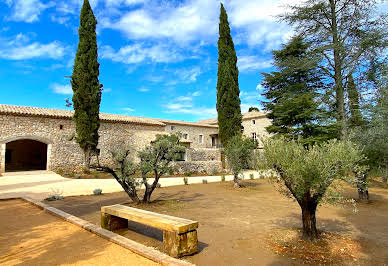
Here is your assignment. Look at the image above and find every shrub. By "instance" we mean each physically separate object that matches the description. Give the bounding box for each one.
[156,183,162,188]
[183,177,189,185]
[202,179,208,184]
[221,175,225,182]
[45,188,64,201]
[201,169,208,175]
[250,173,254,180]
[225,135,256,187]
[211,167,218,175]
[57,168,64,176]
[184,172,192,177]
[92,171,100,178]
[93,188,102,195]
[82,168,90,174]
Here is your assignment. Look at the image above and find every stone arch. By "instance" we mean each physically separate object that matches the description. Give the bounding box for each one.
[0,135,53,173]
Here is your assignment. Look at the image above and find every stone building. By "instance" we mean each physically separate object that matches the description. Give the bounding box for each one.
[0,104,271,174]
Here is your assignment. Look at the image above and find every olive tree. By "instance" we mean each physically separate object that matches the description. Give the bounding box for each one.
[138,134,186,203]
[258,137,363,241]
[93,148,141,203]
[225,135,256,188]
[94,133,185,204]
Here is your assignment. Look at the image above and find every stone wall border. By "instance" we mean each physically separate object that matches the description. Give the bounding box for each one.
[0,196,194,266]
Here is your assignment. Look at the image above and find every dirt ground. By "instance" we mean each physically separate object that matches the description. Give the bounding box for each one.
[48,179,388,266]
[0,199,158,266]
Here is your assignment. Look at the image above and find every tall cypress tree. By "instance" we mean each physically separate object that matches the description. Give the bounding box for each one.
[216,3,242,145]
[347,75,364,129]
[71,0,103,169]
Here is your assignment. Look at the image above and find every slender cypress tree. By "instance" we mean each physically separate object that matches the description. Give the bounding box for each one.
[216,3,242,145]
[347,75,364,129]
[71,0,103,169]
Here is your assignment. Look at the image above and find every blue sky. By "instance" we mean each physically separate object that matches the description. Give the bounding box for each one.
[0,0,350,121]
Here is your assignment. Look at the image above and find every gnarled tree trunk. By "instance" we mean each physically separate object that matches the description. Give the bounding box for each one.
[300,200,319,241]
[357,172,369,202]
[142,170,161,203]
[233,173,240,188]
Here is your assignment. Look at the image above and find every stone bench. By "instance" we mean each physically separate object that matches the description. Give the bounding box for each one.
[101,204,199,258]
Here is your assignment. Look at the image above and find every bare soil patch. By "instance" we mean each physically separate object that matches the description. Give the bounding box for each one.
[47,179,388,265]
[0,199,158,265]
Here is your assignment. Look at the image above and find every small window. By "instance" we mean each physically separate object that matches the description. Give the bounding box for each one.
[252,120,256,125]
[170,126,175,130]
[177,150,186,161]
[183,133,188,139]
[59,124,64,130]
[199,134,203,144]
[252,132,257,141]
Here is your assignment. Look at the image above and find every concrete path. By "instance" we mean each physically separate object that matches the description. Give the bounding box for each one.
[0,170,266,201]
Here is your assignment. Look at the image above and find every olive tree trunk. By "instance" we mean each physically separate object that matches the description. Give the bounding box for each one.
[299,200,319,241]
[357,172,369,202]
[142,171,161,203]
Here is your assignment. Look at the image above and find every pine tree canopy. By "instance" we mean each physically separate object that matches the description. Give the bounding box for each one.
[262,36,331,144]
[71,0,102,166]
[216,3,242,145]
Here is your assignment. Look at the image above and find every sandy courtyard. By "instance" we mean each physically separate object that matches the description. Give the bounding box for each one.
[0,199,158,266]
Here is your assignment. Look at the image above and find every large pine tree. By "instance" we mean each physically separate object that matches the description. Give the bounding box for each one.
[262,36,328,145]
[71,0,103,169]
[216,3,242,145]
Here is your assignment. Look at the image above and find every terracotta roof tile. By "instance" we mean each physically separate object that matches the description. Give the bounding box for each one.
[158,119,219,128]
[0,104,165,126]
[196,111,267,125]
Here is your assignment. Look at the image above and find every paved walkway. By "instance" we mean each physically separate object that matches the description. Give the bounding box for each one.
[0,199,159,266]
[0,170,265,201]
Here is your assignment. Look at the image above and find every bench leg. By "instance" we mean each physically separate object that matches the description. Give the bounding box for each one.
[163,230,198,258]
[101,213,128,231]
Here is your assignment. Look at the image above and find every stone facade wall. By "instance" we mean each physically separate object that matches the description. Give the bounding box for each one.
[173,148,222,174]
[163,123,219,148]
[0,114,164,172]
[242,116,272,147]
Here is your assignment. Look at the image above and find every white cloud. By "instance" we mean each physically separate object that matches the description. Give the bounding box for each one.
[102,0,219,43]
[238,55,272,72]
[163,91,215,119]
[104,0,147,7]
[122,107,135,112]
[138,87,149,92]
[0,36,66,60]
[6,0,54,23]
[100,43,182,64]
[52,83,72,95]
[177,67,201,83]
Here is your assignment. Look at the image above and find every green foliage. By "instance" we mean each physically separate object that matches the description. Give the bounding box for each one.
[221,175,225,182]
[250,173,254,180]
[258,137,363,240]
[262,36,330,145]
[211,167,218,175]
[183,177,188,185]
[216,3,242,145]
[138,133,186,202]
[56,168,64,176]
[202,179,208,184]
[184,172,192,177]
[225,135,256,185]
[93,188,102,195]
[281,0,388,139]
[347,75,365,129]
[138,134,186,179]
[258,137,363,205]
[248,107,260,112]
[71,0,103,168]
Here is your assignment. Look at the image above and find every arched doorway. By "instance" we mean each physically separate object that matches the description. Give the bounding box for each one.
[5,139,48,171]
